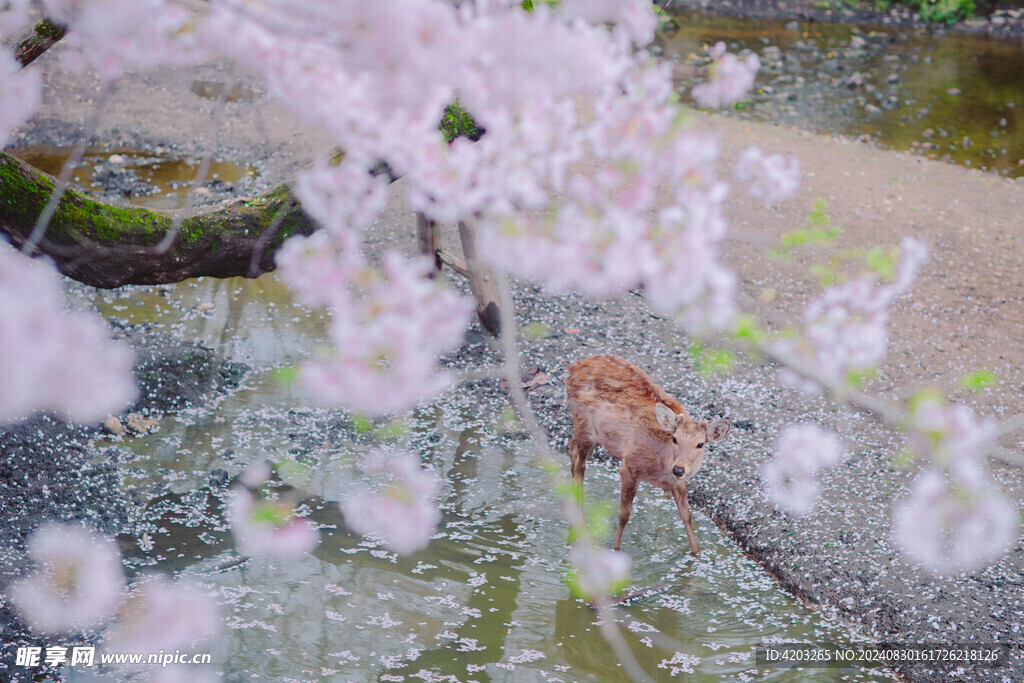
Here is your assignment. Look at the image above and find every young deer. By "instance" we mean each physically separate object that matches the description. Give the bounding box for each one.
[566,354,730,553]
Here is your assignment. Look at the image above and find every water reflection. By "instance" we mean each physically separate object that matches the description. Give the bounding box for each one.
[661,9,1024,176]
[82,274,896,681]
[8,145,259,210]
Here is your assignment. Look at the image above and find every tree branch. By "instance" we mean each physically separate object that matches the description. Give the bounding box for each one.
[15,19,66,68]
[0,150,317,287]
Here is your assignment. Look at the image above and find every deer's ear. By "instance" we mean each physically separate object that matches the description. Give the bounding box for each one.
[707,419,730,442]
[655,403,679,432]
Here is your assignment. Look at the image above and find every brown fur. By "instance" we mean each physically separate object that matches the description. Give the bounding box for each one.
[566,354,730,553]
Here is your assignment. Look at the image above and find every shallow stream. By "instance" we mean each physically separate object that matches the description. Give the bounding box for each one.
[63,274,897,681]
[663,9,1024,177]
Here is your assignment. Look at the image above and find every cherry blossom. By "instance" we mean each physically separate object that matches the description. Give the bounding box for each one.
[734,146,801,204]
[0,52,40,147]
[9,523,125,634]
[0,242,136,424]
[556,0,657,47]
[775,237,927,392]
[292,160,391,235]
[45,0,204,79]
[341,451,441,555]
[279,243,474,414]
[0,0,30,41]
[761,424,844,516]
[892,463,1018,575]
[691,42,761,109]
[227,487,320,558]
[567,542,631,599]
[103,574,221,657]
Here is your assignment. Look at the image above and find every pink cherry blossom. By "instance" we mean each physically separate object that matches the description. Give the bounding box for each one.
[691,42,760,109]
[292,160,390,235]
[0,0,30,40]
[341,451,441,555]
[556,0,657,47]
[0,242,136,424]
[9,523,126,634]
[227,487,320,558]
[761,424,844,516]
[279,242,474,415]
[47,0,205,79]
[775,237,927,391]
[734,146,801,204]
[103,574,221,657]
[567,542,631,599]
[892,463,1018,574]
[0,52,41,147]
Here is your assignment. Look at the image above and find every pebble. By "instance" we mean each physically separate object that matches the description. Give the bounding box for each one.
[126,412,160,435]
[103,416,125,435]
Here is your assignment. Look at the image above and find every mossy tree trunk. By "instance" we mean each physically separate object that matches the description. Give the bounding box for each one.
[0,150,318,287]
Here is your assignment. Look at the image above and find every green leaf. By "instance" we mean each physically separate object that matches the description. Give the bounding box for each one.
[351,414,372,435]
[730,314,765,343]
[524,322,551,339]
[696,348,734,376]
[891,449,916,470]
[277,458,313,485]
[960,369,997,391]
[864,246,899,280]
[375,420,408,442]
[273,365,298,385]
[845,367,877,387]
[810,262,838,287]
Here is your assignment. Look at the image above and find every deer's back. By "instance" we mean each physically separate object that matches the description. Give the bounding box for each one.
[567,355,685,437]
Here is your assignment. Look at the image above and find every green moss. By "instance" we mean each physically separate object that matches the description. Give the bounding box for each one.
[440,101,485,143]
[33,19,65,40]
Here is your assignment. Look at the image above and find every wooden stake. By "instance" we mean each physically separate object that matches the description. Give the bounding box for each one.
[458,219,502,337]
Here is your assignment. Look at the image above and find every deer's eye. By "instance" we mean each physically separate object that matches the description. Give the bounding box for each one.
[696,443,704,449]
[671,436,677,444]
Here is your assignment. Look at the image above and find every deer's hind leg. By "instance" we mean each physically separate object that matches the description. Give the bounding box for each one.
[568,411,596,492]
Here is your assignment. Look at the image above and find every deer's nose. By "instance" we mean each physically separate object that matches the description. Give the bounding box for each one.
[672,466,685,478]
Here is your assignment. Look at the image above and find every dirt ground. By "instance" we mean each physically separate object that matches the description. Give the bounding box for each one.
[7,20,1024,682]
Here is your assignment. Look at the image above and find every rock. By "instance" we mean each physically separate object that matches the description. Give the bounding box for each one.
[947,88,961,96]
[845,72,865,88]
[864,103,882,116]
[126,412,160,435]
[785,20,800,31]
[850,36,867,50]
[886,73,899,84]
[104,416,125,435]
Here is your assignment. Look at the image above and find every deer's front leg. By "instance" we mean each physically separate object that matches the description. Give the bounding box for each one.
[613,467,639,551]
[671,484,700,554]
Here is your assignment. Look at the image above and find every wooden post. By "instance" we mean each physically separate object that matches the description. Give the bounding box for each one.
[416,212,443,275]
[458,219,502,337]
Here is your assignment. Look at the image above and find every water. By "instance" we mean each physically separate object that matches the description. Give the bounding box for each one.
[9,145,258,210]
[68,274,897,681]
[661,9,1024,176]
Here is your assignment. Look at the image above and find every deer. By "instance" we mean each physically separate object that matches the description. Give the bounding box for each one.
[566,354,730,553]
